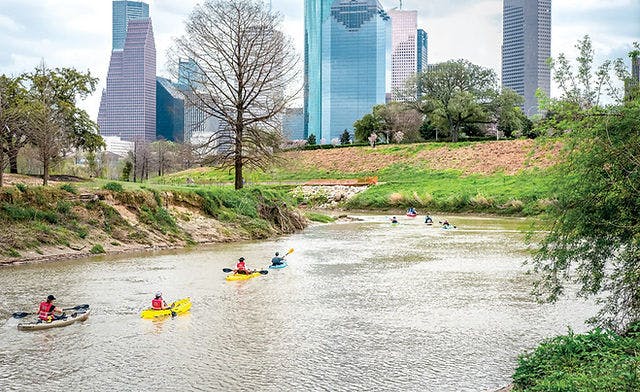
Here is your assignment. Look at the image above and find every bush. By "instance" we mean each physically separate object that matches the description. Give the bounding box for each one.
[306,212,335,223]
[59,183,77,194]
[513,328,640,391]
[15,183,27,193]
[89,244,105,254]
[103,182,124,192]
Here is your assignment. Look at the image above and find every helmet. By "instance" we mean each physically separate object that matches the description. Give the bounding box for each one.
[155,292,162,298]
[239,257,245,261]
[47,294,56,301]
[275,252,279,256]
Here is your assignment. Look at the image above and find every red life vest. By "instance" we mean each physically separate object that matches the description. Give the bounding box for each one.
[236,261,247,271]
[38,301,54,320]
[152,298,164,310]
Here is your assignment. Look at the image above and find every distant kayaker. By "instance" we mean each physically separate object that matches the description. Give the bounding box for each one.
[152,292,168,310]
[391,216,398,224]
[407,207,417,215]
[271,252,285,266]
[425,215,433,224]
[38,295,64,322]
[235,257,251,275]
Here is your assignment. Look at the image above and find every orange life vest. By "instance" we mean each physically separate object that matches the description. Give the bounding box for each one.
[152,298,164,310]
[38,301,55,320]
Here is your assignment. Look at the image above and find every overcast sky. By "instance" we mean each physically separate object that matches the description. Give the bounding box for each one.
[1,0,638,118]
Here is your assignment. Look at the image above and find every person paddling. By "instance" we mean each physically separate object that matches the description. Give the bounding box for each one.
[38,295,64,322]
[235,257,253,275]
[271,252,286,266]
[425,215,433,224]
[151,292,168,310]
[391,216,398,224]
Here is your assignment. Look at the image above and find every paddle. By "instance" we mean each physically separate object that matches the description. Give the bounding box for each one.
[272,248,294,266]
[12,304,90,319]
[222,268,268,275]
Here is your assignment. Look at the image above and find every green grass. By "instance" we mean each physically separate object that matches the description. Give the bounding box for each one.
[89,244,105,254]
[305,212,336,223]
[513,327,640,391]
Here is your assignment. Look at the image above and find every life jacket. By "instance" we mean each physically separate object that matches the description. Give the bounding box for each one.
[38,301,54,320]
[152,298,164,310]
[237,261,247,271]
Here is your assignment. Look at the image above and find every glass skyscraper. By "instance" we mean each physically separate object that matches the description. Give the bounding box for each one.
[502,0,551,115]
[389,10,417,101]
[98,16,156,142]
[112,1,149,50]
[417,29,428,73]
[304,0,390,142]
[156,77,185,142]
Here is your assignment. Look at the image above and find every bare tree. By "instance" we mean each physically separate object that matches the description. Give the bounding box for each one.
[170,0,299,189]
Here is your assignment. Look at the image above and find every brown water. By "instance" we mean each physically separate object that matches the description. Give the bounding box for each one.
[0,215,595,391]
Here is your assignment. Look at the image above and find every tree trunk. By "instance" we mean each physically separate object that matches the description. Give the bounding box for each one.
[234,126,243,190]
[42,156,49,186]
[9,146,18,174]
[0,148,4,187]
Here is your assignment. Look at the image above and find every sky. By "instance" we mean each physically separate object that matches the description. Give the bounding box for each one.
[0,0,638,118]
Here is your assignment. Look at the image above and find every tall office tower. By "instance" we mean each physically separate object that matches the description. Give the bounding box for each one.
[98,17,156,142]
[304,0,390,142]
[389,9,417,101]
[502,0,551,115]
[416,28,428,73]
[633,56,640,82]
[112,0,149,50]
[156,77,185,142]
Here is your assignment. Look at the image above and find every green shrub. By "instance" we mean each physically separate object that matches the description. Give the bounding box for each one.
[513,328,640,391]
[89,244,105,254]
[59,183,77,194]
[5,248,21,258]
[306,212,336,223]
[103,182,124,192]
[15,183,27,192]
[56,201,73,214]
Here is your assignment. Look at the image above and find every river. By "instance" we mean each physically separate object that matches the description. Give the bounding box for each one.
[0,214,595,391]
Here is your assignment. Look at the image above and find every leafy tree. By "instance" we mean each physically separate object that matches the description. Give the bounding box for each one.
[339,129,351,145]
[22,63,103,185]
[120,160,133,182]
[530,101,640,332]
[353,112,383,142]
[410,59,498,142]
[0,75,28,186]
[171,0,299,190]
[307,134,316,146]
[492,88,526,138]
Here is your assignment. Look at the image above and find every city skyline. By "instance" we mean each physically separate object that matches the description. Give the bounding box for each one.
[0,0,638,119]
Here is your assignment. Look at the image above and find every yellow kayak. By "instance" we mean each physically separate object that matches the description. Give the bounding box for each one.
[140,297,191,319]
[226,271,263,281]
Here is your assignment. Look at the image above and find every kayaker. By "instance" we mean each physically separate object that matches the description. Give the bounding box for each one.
[38,295,64,322]
[235,257,251,275]
[391,216,398,224]
[152,292,168,310]
[271,252,285,266]
[425,215,433,224]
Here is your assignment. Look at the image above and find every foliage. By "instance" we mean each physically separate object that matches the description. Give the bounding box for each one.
[89,244,105,254]
[513,328,640,391]
[0,74,29,186]
[307,134,317,145]
[121,160,133,181]
[354,112,383,142]
[171,0,299,189]
[492,88,526,138]
[102,182,124,192]
[340,129,351,145]
[410,59,500,142]
[530,101,640,331]
[59,183,77,194]
[305,212,336,223]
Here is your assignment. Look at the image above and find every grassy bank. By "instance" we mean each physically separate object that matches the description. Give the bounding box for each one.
[154,140,559,216]
[513,327,640,391]
[0,181,306,263]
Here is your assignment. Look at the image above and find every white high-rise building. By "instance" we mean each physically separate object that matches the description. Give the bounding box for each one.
[389,9,418,101]
[502,0,551,115]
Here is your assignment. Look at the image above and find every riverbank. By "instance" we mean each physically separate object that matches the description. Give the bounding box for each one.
[0,182,307,265]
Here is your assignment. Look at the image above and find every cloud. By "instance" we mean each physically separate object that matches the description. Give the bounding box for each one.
[0,0,637,119]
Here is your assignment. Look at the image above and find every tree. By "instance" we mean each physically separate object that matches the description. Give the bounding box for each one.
[409,60,498,142]
[548,35,629,110]
[22,63,104,185]
[340,129,351,145]
[492,88,526,138]
[353,112,383,142]
[531,101,640,332]
[0,75,28,187]
[170,0,299,190]
[307,134,316,146]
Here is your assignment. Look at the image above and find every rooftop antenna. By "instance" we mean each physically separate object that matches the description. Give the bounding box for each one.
[399,0,403,10]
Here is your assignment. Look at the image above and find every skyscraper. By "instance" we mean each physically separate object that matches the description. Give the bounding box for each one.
[98,16,156,142]
[304,0,390,142]
[112,0,149,50]
[417,28,428,73]
[502,0,551,115]
[389,9,417,101]
[156,77,185,142]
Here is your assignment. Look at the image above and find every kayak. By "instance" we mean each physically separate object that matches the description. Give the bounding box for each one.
[406,213,417,218]
[442,225,456,230]
[17,309,90,331]
[226,271,262,281]
[269,262,288,269]
[140,297,191,319]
